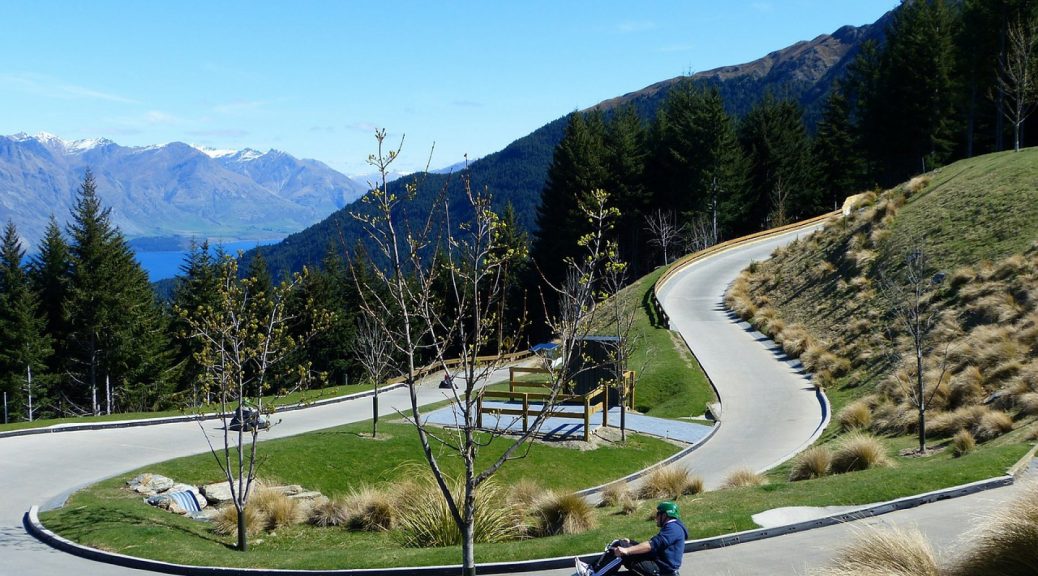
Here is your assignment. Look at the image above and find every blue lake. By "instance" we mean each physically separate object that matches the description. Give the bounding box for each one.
[134,239,281,282]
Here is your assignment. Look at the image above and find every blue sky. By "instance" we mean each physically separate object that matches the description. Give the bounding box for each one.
[1,1,895,177]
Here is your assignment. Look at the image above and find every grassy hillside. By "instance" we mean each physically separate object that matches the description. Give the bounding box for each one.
[728,148,1038,445]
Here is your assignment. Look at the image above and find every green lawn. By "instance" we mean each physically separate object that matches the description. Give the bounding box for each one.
[40,423,1030,569]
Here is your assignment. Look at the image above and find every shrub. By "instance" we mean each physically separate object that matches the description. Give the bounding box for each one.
[949,482,1038,576]
[506,478,543,509]
[789,446,832,481]
[814,527,939,576]
[530,491,596,536]
[1016,392,1038,416]
[974,409,1014,442]
[722,467,767,489]
[778,324,812,358]
[309,496,350,527]
[831,432,891,474]
[951,429,975,458]
[838,401,873,431]
[212,504,266,538]
[600,482,631,508]
[638,467,703,500]
[344,484,394,531]
[256,490,302,530]
[394,477,521,547]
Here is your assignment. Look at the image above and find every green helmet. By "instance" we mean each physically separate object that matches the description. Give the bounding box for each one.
[656,501,679,519]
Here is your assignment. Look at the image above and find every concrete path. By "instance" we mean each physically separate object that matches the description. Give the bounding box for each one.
[656,226,829,488]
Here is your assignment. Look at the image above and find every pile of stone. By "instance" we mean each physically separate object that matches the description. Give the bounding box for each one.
[128,473,325,521]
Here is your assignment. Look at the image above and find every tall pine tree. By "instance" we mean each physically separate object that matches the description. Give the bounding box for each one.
[0,221,52,422]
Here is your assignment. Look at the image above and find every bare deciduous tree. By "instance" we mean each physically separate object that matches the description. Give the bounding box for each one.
[644,209,681,265]
[881,249,950,453]
[352,131,616,575]
[998,15,1038,152]
[681,212,715,254]
[180,256,325,552]
[351,313,395,437]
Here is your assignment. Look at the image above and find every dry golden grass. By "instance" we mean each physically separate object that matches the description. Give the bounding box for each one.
[1016,392,1038,416]
[838,401,873,431]
[974,409,1014,442]
[831,432,891,474]
[343,484,395,531]
[254,489,302,530]
[948,481,1038,576]
[394,477,521,547]
[928,405,987,438]
[722,467,767,489]
[812,527,939,576]
[951,429,976,457]
[506,478,543,509]
[905,175,931,195]
[948,367,985,409]
[308,496,349,527]
[778,324,813,358]
[212,504,266,537]
[871,401,916,436]
[530,491,596,536]
[599,481,632,508]
[789,446,833,481]
[638,466,703,500]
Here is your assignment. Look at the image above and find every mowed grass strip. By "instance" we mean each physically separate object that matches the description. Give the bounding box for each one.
[40,430,1028,569]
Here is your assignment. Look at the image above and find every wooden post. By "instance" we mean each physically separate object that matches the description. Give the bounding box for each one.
[603,384,609,427]
[509,367,516,393]
[522,394,529,432]
[477,393,483,428]
[583,395,591,442]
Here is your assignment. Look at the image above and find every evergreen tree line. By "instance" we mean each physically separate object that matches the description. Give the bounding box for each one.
[533,0,1038,286]
[0,172,375,423]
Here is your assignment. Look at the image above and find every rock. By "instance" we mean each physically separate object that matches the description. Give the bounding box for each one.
[127,473,175,496]
[287,490,323,501]
[188,507,222,522]
[200,482,235,506]
[276,484,304,496]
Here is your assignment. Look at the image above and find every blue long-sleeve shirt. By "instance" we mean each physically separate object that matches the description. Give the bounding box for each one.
[649,518,688,573]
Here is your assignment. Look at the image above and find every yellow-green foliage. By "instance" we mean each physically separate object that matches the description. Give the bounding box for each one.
[951,429,975,458]
[638,466,703,500]
[949,482,1038,576]
[789,446,832,481]
[722,467,767,489]
[530,491,596,536]
[814,527,939,576]
[831,432,891,474]
[838,400,873,431]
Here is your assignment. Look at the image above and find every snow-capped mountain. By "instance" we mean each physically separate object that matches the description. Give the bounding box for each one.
[0,133,368,250]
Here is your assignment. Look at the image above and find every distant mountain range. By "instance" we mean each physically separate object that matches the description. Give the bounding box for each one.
[0,133,368,250]
[245,12,892,279]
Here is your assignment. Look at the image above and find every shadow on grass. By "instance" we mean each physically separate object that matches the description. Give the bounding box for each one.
[51,502,232,550]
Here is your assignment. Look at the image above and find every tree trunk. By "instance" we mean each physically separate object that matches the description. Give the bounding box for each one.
[237,507,248,551]
[917,348,926,452]
[461,505,476,576]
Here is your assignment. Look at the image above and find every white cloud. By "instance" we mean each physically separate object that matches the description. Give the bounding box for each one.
[0,72,138,103]
[616,20,657,33]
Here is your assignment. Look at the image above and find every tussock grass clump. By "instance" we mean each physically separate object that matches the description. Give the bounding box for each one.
[506,478,543,509]
[831,432,891,474]
[599,482,632,508]
[948,367,985,409]
[905,175,931,196]
[638,467,703,500]
[838,401,873,431]
[949,482,1038,576]
[974,409,1014,442]
[778,324,813,358]
[1015,392,1038,416]
[309,496,349,527]
[928,405,987,438]
[871,401,915,436]
[813,527,939,576]
[213,504,266,538]
[789,446,832,481]
[343,485,394,531]
[951,429,976,457]
[251,488,302,530]
[722,467,767,489]
[530,491,596,536]
[395,478,520,547]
